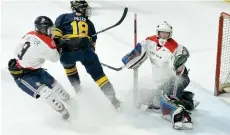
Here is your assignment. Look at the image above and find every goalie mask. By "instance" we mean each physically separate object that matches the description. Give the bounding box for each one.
[156,21,173,46]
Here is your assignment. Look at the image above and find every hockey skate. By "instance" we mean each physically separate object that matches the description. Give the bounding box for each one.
[60,108,70,120]
[73,84,81,93]
[110,96,121,110]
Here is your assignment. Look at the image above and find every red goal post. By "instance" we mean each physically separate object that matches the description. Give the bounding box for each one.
[215,12,230,96]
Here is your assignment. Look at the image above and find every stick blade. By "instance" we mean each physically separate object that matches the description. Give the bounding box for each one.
[117,7,128,25]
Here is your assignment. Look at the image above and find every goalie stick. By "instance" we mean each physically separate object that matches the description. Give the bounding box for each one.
[92,7,128,37]
[101,63,125,71]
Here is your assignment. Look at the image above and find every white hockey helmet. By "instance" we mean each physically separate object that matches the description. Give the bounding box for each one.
[156,21,173,39]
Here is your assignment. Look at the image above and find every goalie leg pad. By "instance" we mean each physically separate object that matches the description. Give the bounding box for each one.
[172,106,193,130]
[160,95,193,130]
[160,95,177,121]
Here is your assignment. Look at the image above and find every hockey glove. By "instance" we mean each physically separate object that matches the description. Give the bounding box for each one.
[51,27,62,38]
[173,54,188,71]
[171,46,189,71]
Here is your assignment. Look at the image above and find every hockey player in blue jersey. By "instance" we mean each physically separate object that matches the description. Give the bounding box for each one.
[52,0,120,109]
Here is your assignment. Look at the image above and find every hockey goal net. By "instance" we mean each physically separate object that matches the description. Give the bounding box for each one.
[215,12,230,96]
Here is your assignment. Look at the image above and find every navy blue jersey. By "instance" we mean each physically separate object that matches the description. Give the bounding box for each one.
[55,13,97,43]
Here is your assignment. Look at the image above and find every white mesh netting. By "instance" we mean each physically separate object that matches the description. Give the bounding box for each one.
[220,13,230,88]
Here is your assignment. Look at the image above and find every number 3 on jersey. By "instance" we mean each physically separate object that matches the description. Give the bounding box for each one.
[71,21,88,37]
[18,42,30,60]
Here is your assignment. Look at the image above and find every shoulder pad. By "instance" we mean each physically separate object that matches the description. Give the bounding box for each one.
[164,38,178,53]
[26,31,56,49]
[145,35,158,42]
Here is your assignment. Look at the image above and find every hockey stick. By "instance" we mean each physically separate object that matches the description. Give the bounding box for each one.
[92,7,128,37]
[98,7,128,71]
[101,63,125,71]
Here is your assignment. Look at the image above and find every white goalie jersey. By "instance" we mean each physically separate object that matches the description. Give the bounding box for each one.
[122,35,188,83]
[14,31,60,69]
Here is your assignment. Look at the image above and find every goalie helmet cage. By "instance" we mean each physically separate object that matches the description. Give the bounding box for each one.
[215,12,230,96]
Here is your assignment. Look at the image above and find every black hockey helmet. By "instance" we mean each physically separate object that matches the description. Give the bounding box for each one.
[34,16,54,36]
[70,0,91,17]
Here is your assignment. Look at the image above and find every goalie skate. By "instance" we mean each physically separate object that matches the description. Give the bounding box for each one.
[136,104,161,113]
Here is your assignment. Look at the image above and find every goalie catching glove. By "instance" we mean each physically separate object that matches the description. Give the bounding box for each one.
[170,46,190,72]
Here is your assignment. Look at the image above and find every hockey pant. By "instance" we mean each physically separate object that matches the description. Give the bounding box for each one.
[14,68,69,100]
[14,68,70,119]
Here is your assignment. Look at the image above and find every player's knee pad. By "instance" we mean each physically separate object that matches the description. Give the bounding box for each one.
[38,85,65,112]
[52,81,70,101]
[96,75,115,98]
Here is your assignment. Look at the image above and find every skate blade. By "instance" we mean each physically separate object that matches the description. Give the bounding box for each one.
[146,108,161,113]
[114,101,124,112]
[73,85,81,93]
[61,109,70,120]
